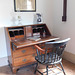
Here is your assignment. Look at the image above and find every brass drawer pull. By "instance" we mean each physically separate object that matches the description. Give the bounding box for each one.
[22,50,26,53]
[22,59,26,62]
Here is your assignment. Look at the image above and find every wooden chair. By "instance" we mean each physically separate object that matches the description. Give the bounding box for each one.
[34,38,70,75]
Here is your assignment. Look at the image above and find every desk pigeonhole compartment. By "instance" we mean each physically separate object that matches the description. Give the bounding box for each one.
[8,27,24,40]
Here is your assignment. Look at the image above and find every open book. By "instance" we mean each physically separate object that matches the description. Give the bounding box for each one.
[27,36,41,41]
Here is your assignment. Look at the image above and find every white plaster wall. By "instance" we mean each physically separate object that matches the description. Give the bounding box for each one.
[0,27,7,58]
[52,0,75,54]
[0,0,53,60]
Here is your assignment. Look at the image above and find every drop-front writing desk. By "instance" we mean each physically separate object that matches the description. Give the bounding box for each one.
[5,23,59,73]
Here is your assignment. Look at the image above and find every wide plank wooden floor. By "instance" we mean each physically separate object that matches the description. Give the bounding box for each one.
[0,59,75,75]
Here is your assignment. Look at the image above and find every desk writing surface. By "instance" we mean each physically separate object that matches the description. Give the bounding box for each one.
[12,36,59,48]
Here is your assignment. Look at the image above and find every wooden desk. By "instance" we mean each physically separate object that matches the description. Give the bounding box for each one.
[12,36,59,48]
[5,24,59,73]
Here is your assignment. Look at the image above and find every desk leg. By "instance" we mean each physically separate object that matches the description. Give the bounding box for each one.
[8,60,18,74]
[12,67,18,74]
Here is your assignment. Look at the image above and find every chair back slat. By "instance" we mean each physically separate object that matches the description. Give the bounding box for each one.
[36,49,39,59]
[41,53,43,62]
[48,52,50,62]
[44,50,47,62]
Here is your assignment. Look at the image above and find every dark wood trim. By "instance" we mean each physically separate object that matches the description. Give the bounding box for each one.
[14,0,36,12]
[62,0,67,21]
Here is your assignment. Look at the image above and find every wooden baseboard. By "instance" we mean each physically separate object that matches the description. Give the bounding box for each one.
[63,51,75,64]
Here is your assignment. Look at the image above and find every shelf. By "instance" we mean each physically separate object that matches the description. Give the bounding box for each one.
[9,28,23,31]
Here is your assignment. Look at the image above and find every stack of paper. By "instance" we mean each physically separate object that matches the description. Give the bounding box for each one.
[27,36,41,41]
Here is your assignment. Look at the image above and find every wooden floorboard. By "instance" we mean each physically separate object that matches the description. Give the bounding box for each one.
[0,59,75,75]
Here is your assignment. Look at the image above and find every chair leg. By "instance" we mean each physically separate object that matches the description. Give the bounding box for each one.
[52,65,54,68]
[46,65,48,75]
[59,62,66,75]
[34,62,43,75]
[34,63,38,74]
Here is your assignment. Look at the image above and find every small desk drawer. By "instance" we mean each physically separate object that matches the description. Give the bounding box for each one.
[13,46,36,58]
[13,54,36,67]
